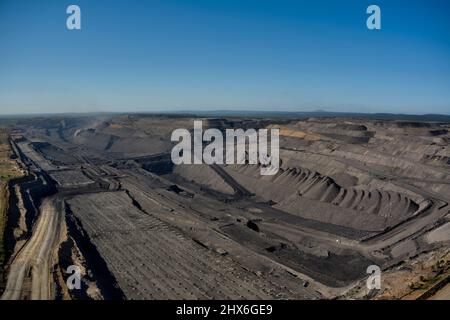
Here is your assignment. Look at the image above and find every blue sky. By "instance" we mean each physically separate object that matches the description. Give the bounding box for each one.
[0,0,449,115]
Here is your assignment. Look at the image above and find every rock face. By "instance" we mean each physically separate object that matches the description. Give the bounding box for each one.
[222,164,420,231]
[169,117,447,233]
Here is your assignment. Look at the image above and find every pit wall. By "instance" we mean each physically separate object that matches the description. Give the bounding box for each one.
[1,174,56,283]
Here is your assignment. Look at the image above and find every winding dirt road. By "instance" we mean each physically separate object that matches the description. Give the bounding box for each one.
[1,198,62,300]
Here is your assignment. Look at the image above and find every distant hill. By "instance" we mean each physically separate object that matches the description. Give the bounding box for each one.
[162,110,450,122]
[2,110,450,123]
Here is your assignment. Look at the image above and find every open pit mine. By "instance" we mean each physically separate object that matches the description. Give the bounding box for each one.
[0,114,449,300]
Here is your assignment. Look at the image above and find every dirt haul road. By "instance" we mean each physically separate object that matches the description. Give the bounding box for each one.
[1,198,62,300]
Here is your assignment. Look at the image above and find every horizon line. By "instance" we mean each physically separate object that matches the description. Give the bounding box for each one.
[1,109,450,118]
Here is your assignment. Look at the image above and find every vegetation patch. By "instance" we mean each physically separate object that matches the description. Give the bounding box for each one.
[0,129,23,265]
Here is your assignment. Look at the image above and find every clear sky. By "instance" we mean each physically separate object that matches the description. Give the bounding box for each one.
[0,0,449,115]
